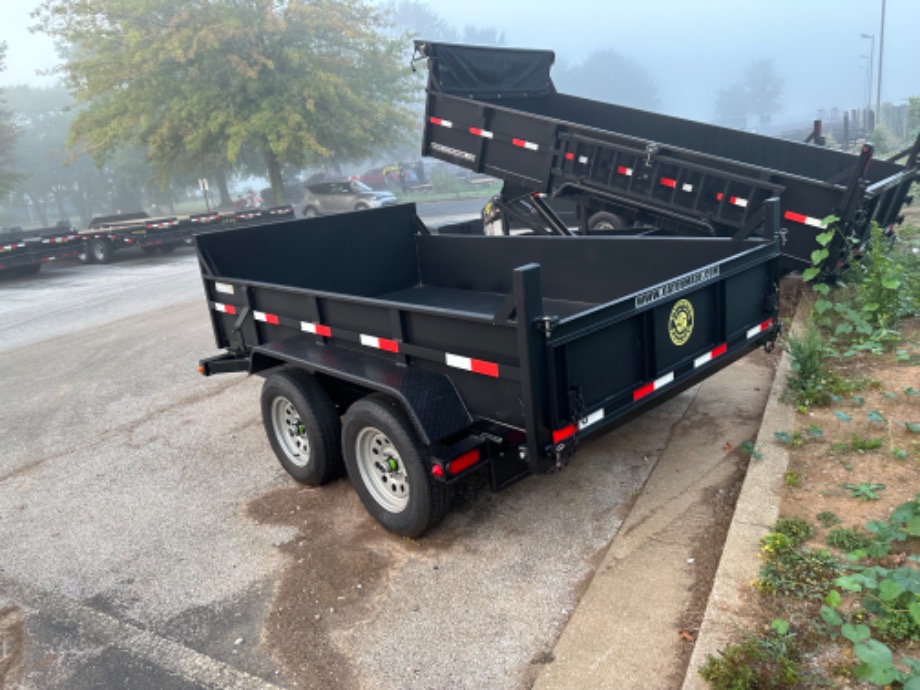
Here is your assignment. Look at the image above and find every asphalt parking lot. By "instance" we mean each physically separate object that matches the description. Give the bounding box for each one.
[0,203,773,688]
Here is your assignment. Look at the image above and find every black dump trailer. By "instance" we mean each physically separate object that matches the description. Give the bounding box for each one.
[0,223,83,276]
[197,203,781,536]
[415,41,919,274]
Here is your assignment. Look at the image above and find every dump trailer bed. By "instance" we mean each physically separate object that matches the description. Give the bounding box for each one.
[416,41,919,274]
[197,203,780,536]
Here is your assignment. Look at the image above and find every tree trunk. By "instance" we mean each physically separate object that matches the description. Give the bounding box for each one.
[263,144,283,207]
[213,168,232,209]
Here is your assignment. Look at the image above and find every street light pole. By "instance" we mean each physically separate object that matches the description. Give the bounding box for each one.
[861,33,874,118]
[876,0,886,126]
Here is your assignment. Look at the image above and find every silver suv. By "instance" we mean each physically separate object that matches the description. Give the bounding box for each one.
[301,180,397,217]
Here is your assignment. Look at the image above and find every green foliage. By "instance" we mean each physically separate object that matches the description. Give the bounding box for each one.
[757,532,839,599]
[817,511,841,528]
[783,471,802,488]
[0,42,21,199]
[739,440,763,460]
[699,628,802,689]
[825,527,872,552]
[843,483,886,501]
[782,324,840,409]
[808,222,920,355]
[32,0,419,198]
[773,517,813,546]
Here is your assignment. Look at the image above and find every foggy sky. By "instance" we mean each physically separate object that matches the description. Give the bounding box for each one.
[1,0,916,124]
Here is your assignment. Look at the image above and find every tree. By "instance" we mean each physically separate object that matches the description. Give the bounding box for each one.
[713,59,783,129]
[32,0,419,204]
[555,50,660,111]
[0,43,20,201]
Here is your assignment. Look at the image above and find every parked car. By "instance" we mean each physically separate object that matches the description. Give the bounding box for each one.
[358,165,401,190]
[301,180,397,217]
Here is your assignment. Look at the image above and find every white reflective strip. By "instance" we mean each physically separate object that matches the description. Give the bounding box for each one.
[254,311,268,322]
[215,282,234,295]
[214,303,233,314]
[436,119,453,128]
[524,141,539,151]
[804,216,826,228]
[733,198,749,208]
[682,184,693,192]
[302,322,318,334]
[476,129,494,139]
[578,156,589,164]
[445,353,472,371]
[694,352,713,368]
[360,335,379,349]
[746,324,764,339]
[654,372,675,390]
[579,409,604,430]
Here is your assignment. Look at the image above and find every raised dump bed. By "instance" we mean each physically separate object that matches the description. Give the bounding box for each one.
[416,41,919,274]
[197,204,780,536]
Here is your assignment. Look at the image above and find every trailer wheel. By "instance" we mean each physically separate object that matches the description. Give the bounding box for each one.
[587,211,627,232]
[354,203,370,211]
[261,370,344,486]
[159,244,176,254]
[141,245,159,256]
[342,394,450,537]
[303,206,318,218]
[89,238,113,264]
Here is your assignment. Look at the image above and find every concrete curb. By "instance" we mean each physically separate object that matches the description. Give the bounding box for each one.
[681,323,799,687]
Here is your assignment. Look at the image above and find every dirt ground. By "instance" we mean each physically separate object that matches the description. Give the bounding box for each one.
[714,307,920,688]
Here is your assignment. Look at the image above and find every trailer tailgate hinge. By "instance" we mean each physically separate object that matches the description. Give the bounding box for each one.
[535,315,560,337]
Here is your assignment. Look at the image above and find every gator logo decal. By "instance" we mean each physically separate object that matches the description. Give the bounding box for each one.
[669,299,694,346]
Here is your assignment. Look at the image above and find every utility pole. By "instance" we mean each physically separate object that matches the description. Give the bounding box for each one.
[861,33,874,117]
[876,0,886,127]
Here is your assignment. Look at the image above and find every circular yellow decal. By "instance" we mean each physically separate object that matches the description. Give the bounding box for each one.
[668,299,694,346]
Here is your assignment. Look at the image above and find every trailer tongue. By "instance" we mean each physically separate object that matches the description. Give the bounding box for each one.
[415,40,919,275]
[198,203,781,536]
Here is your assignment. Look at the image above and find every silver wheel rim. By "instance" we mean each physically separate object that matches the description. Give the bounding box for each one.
[271,396,310,467]
[355,426,409,513]
[594,221,615,230]
[92,243,106,261]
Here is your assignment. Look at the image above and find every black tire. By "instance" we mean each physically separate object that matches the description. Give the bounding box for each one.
[342,393,450,537]
[159,243,176,254]
[89,238,113,264]
[260,369,344,486]
[303,206,318,218]
[354,203,370,211]
[587,211,628,232]
[140,245,159,256]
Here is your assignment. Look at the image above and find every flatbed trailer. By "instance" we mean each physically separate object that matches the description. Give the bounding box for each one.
[0,224,83,276]
[81,205,296,263]
[197,203,781,536]
[415,41,919,274]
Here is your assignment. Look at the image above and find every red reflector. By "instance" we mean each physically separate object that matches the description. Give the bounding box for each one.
[431,464,444,477]
[633,382,655,402]
[316,324,331,337]
[761,318,774,331]
[660,177,677,189]
[784,211,807,224]
[712,343,728,358]
[266,313,279,325]
[512,138,526,148]
[617,166,631,175]
[379,338,399,353]
[225,305,237,315]
[470,359,499,378]
[448,449,480,475]
[716,192,724,201]
[552,424,577,444]
[565,152,574,160]
[430,117,442,125]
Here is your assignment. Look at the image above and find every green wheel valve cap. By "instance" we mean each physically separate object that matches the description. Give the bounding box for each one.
[387,458,398,471]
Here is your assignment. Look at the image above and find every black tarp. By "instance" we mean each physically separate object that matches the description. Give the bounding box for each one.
[416,40,555,99]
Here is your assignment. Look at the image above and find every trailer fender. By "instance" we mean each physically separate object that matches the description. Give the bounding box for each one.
[250,339,473,447]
